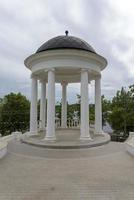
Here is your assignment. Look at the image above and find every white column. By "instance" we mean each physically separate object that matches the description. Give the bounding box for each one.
[30,75,38,134]
[39,80,46,131]
[61,82,67,128]
[95,75,102,134]
[45,69,56,140]
[80,69,91,140]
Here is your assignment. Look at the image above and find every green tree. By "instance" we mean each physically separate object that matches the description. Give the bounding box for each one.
[0,93,30,135]
[108,87,134,135]
[89,104,95,123]
[102,95,111,127]
[67,103,80,119]
[55,104,61,119]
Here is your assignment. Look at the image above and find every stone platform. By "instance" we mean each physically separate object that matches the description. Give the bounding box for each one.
[1,141,134,200]
[21,128,110,149]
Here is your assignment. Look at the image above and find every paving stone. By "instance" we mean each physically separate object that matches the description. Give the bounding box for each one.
[0,142,134,200]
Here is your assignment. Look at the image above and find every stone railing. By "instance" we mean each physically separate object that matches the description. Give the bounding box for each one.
[0,141,7,159]
[0,131,22,159]
[125,132,134,156]
[67,119,80,128]
[55,118,80,128]
[55,118,94,129]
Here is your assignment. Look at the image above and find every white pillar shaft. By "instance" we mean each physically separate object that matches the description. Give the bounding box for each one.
[61,83,67,128]
[80,70,91,139]
[40,81,46,130]
[46,70,55,139]
[30,77,38,134]
[95,76,102,134]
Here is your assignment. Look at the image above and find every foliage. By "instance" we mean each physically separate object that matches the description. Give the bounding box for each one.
[67,103,80,119]
[102,95,111,127]
[1,85,134,137]
[108,86,134,135]
[0,93,30,135]
[89,104,95,122]
[55,104,61,119]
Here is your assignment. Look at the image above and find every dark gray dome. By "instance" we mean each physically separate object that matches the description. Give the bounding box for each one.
[36,35,96,54]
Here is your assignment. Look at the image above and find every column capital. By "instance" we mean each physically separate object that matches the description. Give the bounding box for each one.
[31,73,38,80]
[61,81,68,86]
[40,79,47,83]
[44,68,55,73]
[94,74,101,80]
[81,68,89,73]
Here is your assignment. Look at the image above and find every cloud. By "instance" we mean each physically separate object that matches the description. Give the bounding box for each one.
[0,0,134,103]
[102,0,134,77]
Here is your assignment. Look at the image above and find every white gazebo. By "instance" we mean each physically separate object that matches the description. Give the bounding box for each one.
[24,31,107,141]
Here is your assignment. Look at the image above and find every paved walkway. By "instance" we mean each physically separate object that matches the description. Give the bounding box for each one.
[0,142,134,200]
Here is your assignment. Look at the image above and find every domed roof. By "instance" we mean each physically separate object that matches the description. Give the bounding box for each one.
[36,33,96,54]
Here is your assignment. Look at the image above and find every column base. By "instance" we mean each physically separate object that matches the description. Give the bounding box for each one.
[44,136,56,141]
[80,135,93,141]
[26,131,38,136]
[39,127,46,132]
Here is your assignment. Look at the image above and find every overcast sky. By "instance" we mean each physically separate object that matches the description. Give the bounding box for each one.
[0,0,134,103]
